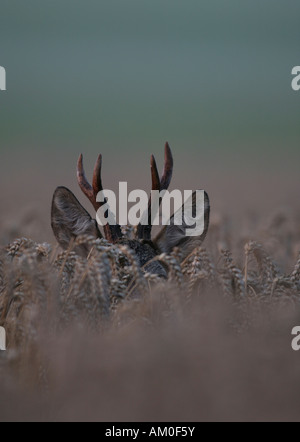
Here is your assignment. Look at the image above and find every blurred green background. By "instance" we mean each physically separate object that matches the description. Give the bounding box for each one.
[0,0,299,159]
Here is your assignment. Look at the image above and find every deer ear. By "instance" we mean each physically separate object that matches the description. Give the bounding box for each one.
[154,191,210,260]
[51,186,101,256]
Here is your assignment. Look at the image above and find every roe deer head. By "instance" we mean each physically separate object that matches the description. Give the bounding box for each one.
[51,143,210,278]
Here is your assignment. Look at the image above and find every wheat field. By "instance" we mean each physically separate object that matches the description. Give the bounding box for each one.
[1,198,300,421]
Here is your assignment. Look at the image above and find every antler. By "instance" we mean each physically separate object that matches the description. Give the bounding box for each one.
[77,154,123,243]
[137,142,174,240]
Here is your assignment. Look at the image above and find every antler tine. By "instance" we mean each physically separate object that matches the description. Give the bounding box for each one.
[77,154,103,210]
[150,154,161,191]
[160,142,173,190]
[142,154,161,229]
[77,154,95,204]
[77,153,123,243]
[92,154,103,197]
[137,142,174,240]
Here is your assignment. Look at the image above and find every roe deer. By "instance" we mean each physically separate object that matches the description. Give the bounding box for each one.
[51,143,210,277]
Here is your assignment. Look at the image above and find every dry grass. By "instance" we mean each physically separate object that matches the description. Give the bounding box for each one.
[1,208,300,422]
